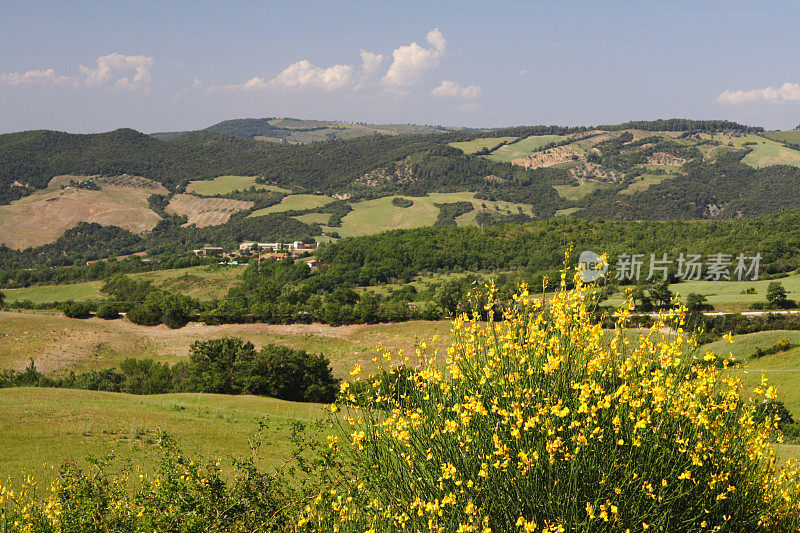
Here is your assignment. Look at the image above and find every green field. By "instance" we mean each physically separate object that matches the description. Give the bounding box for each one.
[249,194,335,217]
[186,175,291,196]
[483,135,566,163]
[3,281,105,304]
[553,179,613,200]
[448,137,517,155]
[0,387,325,481]
[620,172,679,195]
[131,264,246,300]
[3,264,246,305]
[319,193,535,238]
[763,130,800,145]
[712,133,800,169]
[606,273,800,311]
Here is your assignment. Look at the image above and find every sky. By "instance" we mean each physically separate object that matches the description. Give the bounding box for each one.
[1,0,799,134]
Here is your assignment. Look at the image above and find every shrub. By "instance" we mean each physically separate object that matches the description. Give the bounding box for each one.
[61,301,93,319]
[391,196,413,208]
[300,275,800,531]
[96,302,121,319]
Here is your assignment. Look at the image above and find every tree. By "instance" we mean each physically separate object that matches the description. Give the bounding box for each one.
[766,281,789,309]
[185,338,256,394]
[0,290,4,307]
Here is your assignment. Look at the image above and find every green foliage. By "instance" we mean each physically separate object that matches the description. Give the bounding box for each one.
[433,201,473,225]
[61,301,94,319]
[391,196,413,208]
[767,281,791,308]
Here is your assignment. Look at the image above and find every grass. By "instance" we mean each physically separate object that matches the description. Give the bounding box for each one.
[0,387,325,482]
[448,137,517,155]
[552,179,612,201]
[605,273,800,311]
[712,133,800,169]
[3,265,246,305]
[0,310,451,380]
[619,173,679,195]
[186,175,291,196]
[762,130,800,145]
[0,185,161,250]
[249,194,335,217]
[320,193,534,238]
[482,135,566,163]
[3,281,105,304]
[130,264,246,300]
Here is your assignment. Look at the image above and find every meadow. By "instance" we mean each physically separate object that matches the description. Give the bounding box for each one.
[186,175,291,196]
[552,178,613,200]
[448,136,517,155]
[712,133,800,169]
[249,193,335,217]
[482,134,566,163]
[0,387,325,482]
[315,192,535,237]
[3,264,246,304]
[606,272,800,311]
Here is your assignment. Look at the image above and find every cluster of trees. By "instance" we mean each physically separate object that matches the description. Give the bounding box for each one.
[0,338,338,403]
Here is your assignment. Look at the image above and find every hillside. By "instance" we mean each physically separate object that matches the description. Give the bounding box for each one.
[150,117,456,143]
[6,119,800,258]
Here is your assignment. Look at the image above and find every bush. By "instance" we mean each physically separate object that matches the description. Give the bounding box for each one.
[62,301,93,319]
[96,302,121,319]
[300,277,800,531]
[391,196,413,208]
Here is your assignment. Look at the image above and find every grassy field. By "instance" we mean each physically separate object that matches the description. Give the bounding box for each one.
[166,194,254,227]
[606,273,800,311]
[619,172,679,195]
[186,175,291,196]
[249,194,335,217]
[2,264,245,305]
[319,193,535,238]
[0,185,162,250]
[3,281,105,304]
[711,133,800,169]
[762,130,800,145]
[0,387,325,482]
[0,311,452,379]
[131,264,246,300]
[483,135,566,163]
[552,179,613,200]
[448,137,517,155]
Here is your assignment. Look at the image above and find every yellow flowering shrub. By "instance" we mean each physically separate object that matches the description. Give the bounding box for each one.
[300,267,800,532]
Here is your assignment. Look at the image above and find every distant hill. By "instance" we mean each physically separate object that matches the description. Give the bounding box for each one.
[6,118,800,259]
[150,117,459,143]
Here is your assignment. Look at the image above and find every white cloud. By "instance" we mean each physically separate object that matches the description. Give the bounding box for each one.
[270,60,353,91]
[360,51,384,76]
[382,28,446,88]
[431,80,481,99]
[716,82,800,105]
[79,53,154,89]
[519,69,529,76]
[454,103,480,114]
[0,68,72,86]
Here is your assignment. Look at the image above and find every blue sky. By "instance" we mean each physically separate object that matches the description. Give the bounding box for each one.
[1,0,799,133]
